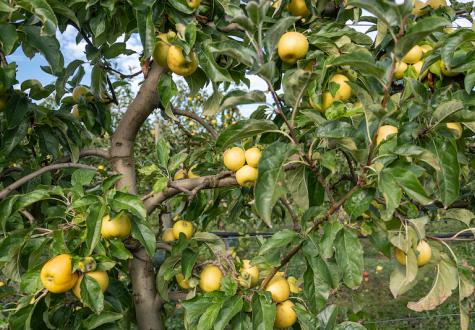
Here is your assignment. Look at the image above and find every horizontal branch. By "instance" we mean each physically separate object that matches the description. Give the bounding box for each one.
[172,107,218,139]
[0,163,98,200]
[55,148,110,164]
[144,173,235,214]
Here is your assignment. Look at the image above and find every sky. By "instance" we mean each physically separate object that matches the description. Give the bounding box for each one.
[7,1,473,117]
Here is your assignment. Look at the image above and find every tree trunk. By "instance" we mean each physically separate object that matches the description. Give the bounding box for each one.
[110,64,165,330]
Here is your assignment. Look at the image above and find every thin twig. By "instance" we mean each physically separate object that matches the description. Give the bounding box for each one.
[280,197,300,231]
[172,108,218,139]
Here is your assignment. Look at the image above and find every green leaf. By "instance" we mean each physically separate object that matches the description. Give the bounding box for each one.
[110,191,146,219]
[193,232,226,256]
[19,265,42,294]
[255,142,292,227]
[220,90,266,111]
[328,51,384,77]
[207,41,257,68]
[389,250,418,298]
[86,201,106,256]
[259,229,298,256]
[378,170,402,219]
[9,305,36,330]
[216,119,278,149]
[439,208,474,227]
[131,218,156,257]
[389,167,433,205]
[0,24,18,55]
[199,46,233,83]
[156,136,170,169]
[335,321,367,330]
[82,311,123,329]
[285,166,310,209]
[320,221,343,259]
[432,100,464,123]
[343,188,374,219]
[430,138,459,207]
[303,254,333,314]
[17,0,58,36]
[214,296,244,330]
[283,69,316,112]
[135,8,155,59]
[80,274,105,313]
[318,304,339,330]
[22,26,64,75]
[158,73,177,110]
[181,248,198,279]
[71,169,96,187]
[334,228,363,289]
[407,254,458,311]
[251,291,276,330]
[183,294,220,327]
[108,240,133,260]
[221,276,238,297]
[315,121,354,139]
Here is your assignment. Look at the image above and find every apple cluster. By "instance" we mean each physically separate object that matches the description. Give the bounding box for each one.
[223,146,262,186]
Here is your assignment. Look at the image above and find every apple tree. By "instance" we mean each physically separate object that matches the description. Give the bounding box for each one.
[0,0,474,329]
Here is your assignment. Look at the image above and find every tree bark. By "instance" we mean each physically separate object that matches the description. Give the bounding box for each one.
[110,63,165,330]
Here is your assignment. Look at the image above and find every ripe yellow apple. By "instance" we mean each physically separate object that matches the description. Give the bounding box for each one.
[187,165,200,178]
[440,60,458,77]
[277,32,309,65]
[162,228,175,242]
[199,265,223,292]
[71,105,80,119]
[376,125,398,146]
[286,0,310,17]
[40,254,78,293]
[167,46,198,77]
[446,122,462,139]
[186,0,201,9]
[402,45,423,64]
[420,44,433,54]
[429,60,442,76]
[245,147,262,168]
[412,61,427,79]
[235,165,258,186]
[428,0,447,8]
[172,220,193,239]
[76,257,96,273]
[274,300,297,329]
[176,273,191,289]
[0,95,7,112]
[394,61,408,79]
[174,169,187,180]
[375,265,383,273]
[412,0,427,15]
[72,271,109,299]
[240,260,259,287]
[223,147,246,171]
[329,74,352,101]
[287,276,302,293]
[211,119,217,125]
[319,91,334,112]
[101,212,132,240]
[72,86,93,103]
[152,32,176,69]
[395,240,432,266]
[265,276,290,302]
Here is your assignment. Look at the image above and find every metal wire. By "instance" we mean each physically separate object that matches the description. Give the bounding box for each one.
[364,312,475,324]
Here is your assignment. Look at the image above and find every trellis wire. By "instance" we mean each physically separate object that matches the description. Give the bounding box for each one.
[363,312,475,325]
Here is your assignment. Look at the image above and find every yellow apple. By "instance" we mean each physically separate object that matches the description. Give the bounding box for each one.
[174,169,187,180]
[187,165,200,178]
[420,44,433,54]
[428,0,447,8]
[199,265,222,293]
[402,45,423,64]
[286,0,310,17]
[176,273,191,289]
[40,254,78,293]
[186,0,201,9]
[240,260,259,287]
[329,74,352,101]
[72,86,93,103]
[244,147,262,168]
[395,240,432,266]
[101,212,132,240]
[274,300,297,329]
[223,147,246,171]
[235,165,258,186]
[376,125,398,145]
[172,220,193,239]
[152,32,176,69]
[167,46,198,77]
[162,228,175,242]
[440,60,459,77]
[277,32,309,65]
[72,271,109,299]
[394,61,408,79]
[446,122,462,139]
[429,60,442,76]
[287,276,302,293]
[412,61,427,79]
[265,276,290,302]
